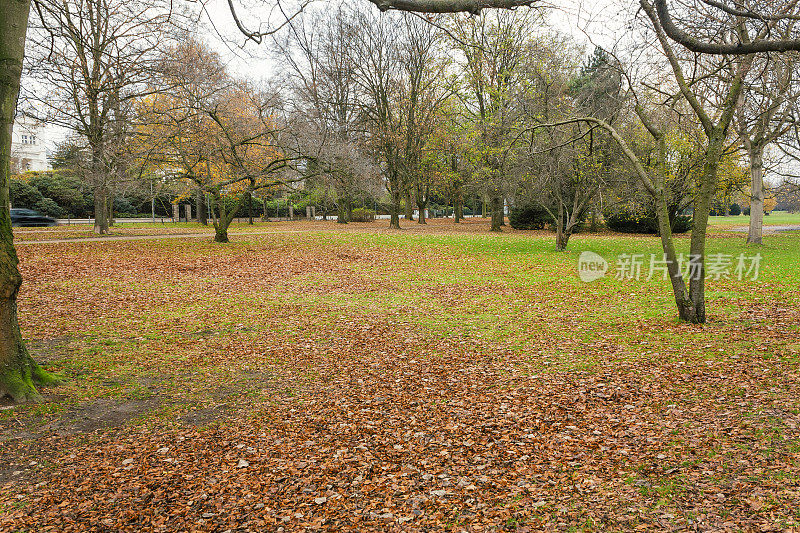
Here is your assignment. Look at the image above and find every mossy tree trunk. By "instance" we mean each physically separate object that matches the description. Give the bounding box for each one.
[388,167,401,230]
[746,140,765,245]
[0,0,58,402]
[210,189,242,243]
[93,184,109,234]
[245,190,253,225]
[336,195,349,224]
[451,156,462,223]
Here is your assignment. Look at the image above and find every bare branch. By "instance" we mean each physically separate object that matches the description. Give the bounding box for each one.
[368,0,533,13]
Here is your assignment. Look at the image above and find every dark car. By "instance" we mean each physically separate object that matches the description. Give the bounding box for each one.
[10,208,57,227]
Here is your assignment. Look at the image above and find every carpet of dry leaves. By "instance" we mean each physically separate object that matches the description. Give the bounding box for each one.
[1,219,799,532]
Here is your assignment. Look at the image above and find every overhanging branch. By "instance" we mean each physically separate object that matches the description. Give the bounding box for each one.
[368,0,533,14]
[653,0,800,54]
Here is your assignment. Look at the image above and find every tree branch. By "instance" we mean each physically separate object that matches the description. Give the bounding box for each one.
[368,0,533,14]
[654,0,800,54]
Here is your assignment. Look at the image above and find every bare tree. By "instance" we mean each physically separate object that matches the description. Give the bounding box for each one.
[277,5,379,224]
[517,41,622,250]
[735,47,800,244]
[25,0,176,234]
[346,8,407,228]
[397,16,451,225]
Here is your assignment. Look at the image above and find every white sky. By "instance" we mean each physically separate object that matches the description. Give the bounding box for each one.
[198,0,628,78]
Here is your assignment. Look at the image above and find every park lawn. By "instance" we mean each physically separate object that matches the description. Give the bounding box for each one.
[1,219,799,531]
[707,210,800,228]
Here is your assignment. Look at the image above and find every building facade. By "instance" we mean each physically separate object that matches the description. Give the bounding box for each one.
[10,113,51,173]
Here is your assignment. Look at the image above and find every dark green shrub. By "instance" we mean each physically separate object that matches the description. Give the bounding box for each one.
[729,203,741,216]
[350,208,375,222]
[743,206,751,215]
[604,206,691,234]
[35,197,62,218]
[10,179,43,208]
[28,171,92,216]
[671,215,693,233]
[509,204,551,230]
[113,197,136,215]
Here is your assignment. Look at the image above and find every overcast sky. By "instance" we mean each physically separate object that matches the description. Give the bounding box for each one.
[198,0,632,79]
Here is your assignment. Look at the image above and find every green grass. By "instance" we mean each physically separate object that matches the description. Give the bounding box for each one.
[707,210,800,228]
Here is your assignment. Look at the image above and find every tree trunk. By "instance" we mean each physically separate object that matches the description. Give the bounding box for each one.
[490,193,502,232]
[93,185,109,234]
[390,179,401,230]
[211,191,239,243]
[685,134,726,324]
[452,157,462,223]
[0,0,58,402]
[655,187,695,323]
[454,188,463,223]
[416,188,427,225]
[555,200,566,250]
[404,188,414,220]
[197,187,207,225]
[107,192,114,227]
[747,144,764,245]
[245,190,253,225]
[556,232,571,250]
[337,197,348,224]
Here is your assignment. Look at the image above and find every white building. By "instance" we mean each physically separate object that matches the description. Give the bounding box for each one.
[10,113,51,173]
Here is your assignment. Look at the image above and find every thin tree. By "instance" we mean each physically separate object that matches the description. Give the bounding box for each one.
[735,46,800,244]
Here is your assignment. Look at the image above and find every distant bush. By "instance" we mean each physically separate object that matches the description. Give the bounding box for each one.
[743,206,751,215]
[671,215,693,233]
[604,206,691,234]
[113,197,136,216]
[350,208,375,222]
[729,203,742,216]
[29,172,91,216]
[509,204,550,230]
[35,197,62,218]
[10,179,44,208]
[11,171,93,217]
